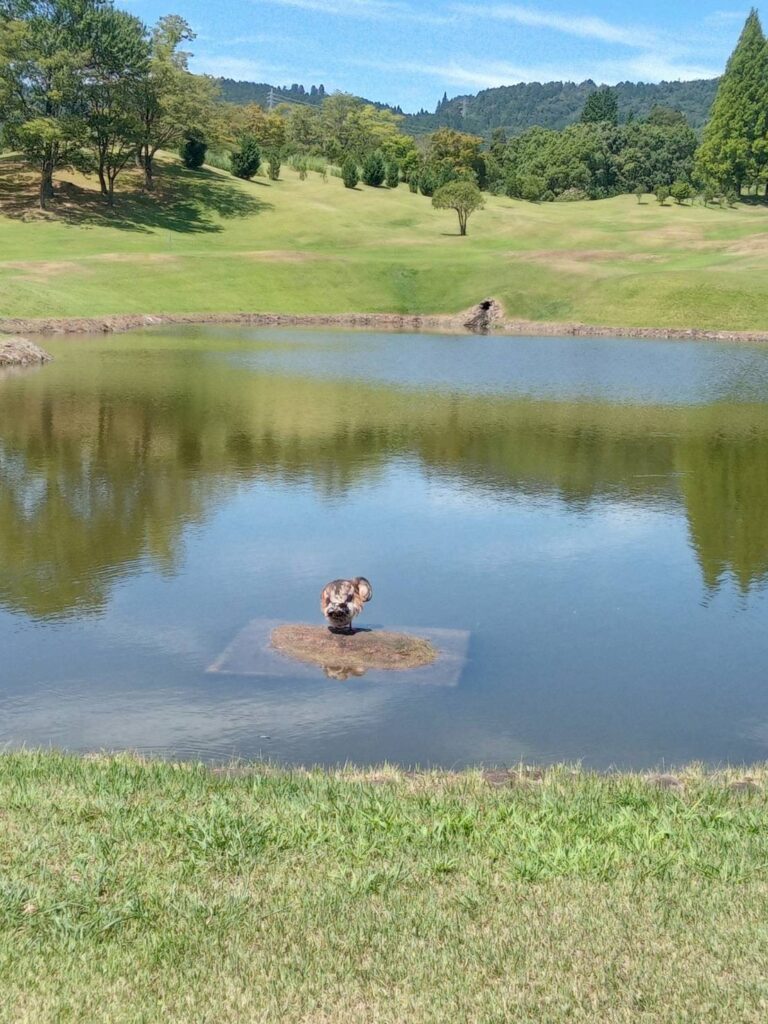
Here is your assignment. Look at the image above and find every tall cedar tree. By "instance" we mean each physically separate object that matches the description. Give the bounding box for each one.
[581,87,619,125]
[697,9,768,193]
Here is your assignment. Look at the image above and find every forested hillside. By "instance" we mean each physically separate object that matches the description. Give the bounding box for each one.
[219,77,720,137]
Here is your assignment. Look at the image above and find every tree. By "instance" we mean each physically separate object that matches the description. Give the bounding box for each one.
[341,156,358,188]
[180,133,206,169]
[655,185,670,205]
[696,9,768,194]
[634,185,646,203]
[385,160,399,188]
[432,180,485,235]
[0,0,108,209]
[135,16,219,190]
[361,150,385,186]
[670,180,693,205]
[581,87,619,125]
[82,6,149,205]
[230,134,260,179]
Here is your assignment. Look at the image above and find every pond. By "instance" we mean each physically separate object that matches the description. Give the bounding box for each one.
[2,327,768,769]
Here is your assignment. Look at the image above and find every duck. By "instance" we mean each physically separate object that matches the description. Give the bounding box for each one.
[321,577,373,634]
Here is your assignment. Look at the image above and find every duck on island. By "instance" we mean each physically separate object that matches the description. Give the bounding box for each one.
[321,577,373,634]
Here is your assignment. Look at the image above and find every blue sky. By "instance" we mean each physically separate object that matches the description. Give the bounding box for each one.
[122,1,750,111]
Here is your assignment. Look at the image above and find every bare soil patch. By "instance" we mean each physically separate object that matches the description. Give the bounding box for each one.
[271,624,437,677]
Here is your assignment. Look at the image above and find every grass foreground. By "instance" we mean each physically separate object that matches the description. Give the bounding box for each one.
[1,753,767,1022]
[3,156,768,331]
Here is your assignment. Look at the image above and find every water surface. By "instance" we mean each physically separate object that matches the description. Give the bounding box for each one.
[2,328,768,768]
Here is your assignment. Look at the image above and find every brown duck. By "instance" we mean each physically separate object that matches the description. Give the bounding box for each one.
[321,577,373,633]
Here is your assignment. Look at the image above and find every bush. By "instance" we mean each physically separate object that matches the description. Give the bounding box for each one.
[230,136,261,180]
[418,169,438,197]
[361,151,386,187]
[670,181,693,205]
[555,187,589,203]
[341,158,359,189]
[204,149,232,172]
[266,150,282,181]
[655,185,670,205]
[634,186,646,204]
[179,135,207,170]
[386,161,400,189]
[408,177,419,193]
[725,189,740,207]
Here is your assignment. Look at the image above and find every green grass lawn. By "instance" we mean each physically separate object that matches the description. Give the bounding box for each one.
[2,752,767,1023]
[2,156,768,330]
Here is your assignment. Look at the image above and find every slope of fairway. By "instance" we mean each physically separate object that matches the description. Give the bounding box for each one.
[2,156,768,330]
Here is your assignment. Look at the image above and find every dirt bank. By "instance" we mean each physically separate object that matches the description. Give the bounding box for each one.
[0,336,52,366]
[3,302,768,344]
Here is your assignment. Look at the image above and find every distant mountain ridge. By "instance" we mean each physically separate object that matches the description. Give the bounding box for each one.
[217,77,720,136]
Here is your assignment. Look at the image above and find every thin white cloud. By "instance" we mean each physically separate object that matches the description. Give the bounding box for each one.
[262,0,452,25]
[454,3,659,49]
[350,51,720,91]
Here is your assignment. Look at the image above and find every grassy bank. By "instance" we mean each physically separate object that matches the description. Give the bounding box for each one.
[3,156,768,331]
[1,753,767,1023]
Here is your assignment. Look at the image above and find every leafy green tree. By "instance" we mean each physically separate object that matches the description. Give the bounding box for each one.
[385,160,399,188]
[180,134,206,169]
[0,0,107,209]
[634,185,646,203]
[670,180,693,204]
[432,180,485,235]
[230,134,260,179]
[655,185,670,205]
[82,6,149,204]
[135,16,219,190]
[696,9,768,194]
[581,87,619,125]
[341,156,358,188]
[361,150,385,187]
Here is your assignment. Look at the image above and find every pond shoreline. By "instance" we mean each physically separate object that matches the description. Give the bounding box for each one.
[4,308,768,344]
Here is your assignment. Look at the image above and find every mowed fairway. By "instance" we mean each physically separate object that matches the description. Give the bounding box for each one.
[2,155,768,329]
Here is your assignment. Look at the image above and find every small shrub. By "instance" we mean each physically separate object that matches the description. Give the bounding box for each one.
[180,135,207,170]
[655,185,670,206]
[204,149,232,172]
[724,189,740,207]
[418,169,438,197]
[408,177,418,193]
[634,185,646,204]
[554,187,589,203]
[341,157,359,189]
[670,181,693,205]
[362,151,386,187]
[386,161,400,189]
[230,135,261,180]
[266,150,282,181]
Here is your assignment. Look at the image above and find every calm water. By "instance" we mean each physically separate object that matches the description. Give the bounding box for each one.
[3,327,768,768]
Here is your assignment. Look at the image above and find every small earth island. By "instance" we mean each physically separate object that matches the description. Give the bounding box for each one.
[0,337,52,367]
[271,624,437,679]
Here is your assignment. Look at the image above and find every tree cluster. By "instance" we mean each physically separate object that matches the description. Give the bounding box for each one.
[0,0,220,207]
[486,116,698,202]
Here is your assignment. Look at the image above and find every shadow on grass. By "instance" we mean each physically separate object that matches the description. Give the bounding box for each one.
[0,158,272,234]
